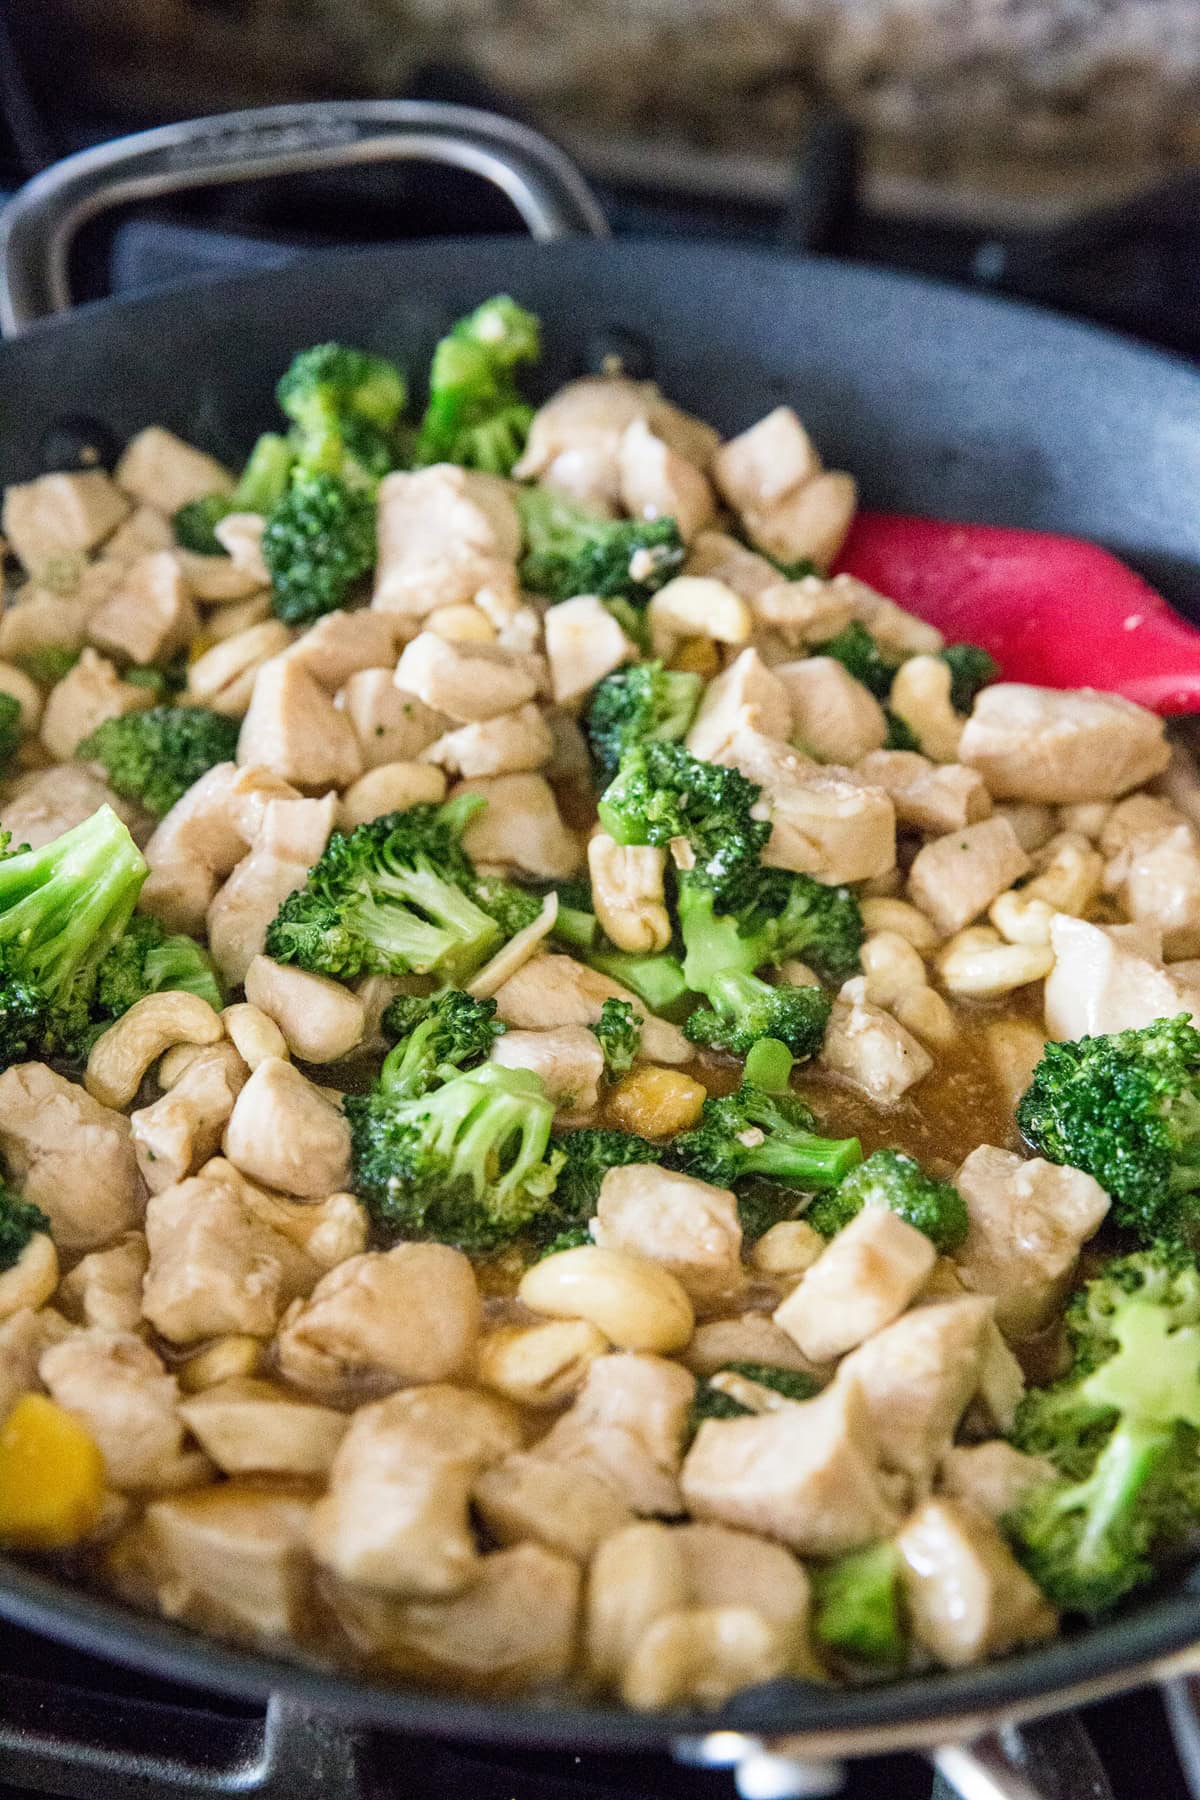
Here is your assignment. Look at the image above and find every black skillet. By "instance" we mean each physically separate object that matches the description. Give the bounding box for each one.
[2,103,1200,1800]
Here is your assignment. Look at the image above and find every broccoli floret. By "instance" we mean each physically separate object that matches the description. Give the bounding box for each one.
[591,998,642,1080]
[585,947,690,1019]
[94,915,223,1023]
[677,873,861,992]
[277,343,406,486]
[811,622,901,701]
[538,1128,663,1238]
[378,989,504,1099]
[470,875,543,939]
[598,742,769,912]
[689,1362,820,1437]
[0,693,21,775]
[685,972,832,1060]
[518,488,686,608]
[78,706,239,820]
[264,798,505,985]
[883,709,920,752]
[537,1226,593,1257]
[173,494,235,557]
[124,655,189,701]
[582,662,703,786]
[940,642,999,713]
[14,646,78,687]
[765,554,817,581]
[670,1084,861,1193]
[1016,1015,1200,1246]
[415,297,539,474]
[262,471,376,626]
[1004,1246,1200,1616]
[0,1183,50,1274]
[0,807,147,1066]
[812,1543,906,1669]
[805,1148,968,1252]
[345,1062,562,1252]
[172,432,297,554]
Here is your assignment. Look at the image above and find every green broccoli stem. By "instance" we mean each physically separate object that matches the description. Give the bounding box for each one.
[748,1127,862,1189]
[743,1038,794,1093]
[553,903,598,952]
[1074,1421,1171,1575]
[812,1543,906,1666]
[232,432,295,513]
[586,947,691,1019]
[0,806,147,994]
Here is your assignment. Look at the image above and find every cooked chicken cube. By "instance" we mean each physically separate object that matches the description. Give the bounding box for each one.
[682,1314,822,1378]
[819,975,934,1105]
[178,1377,348,1476]
[207,845,320,989]
[0,763,146,850]
[515,376,717,510]
[954,1145,1110,1337]
[684,531,782,601]
[897,1499,1056,1668]
[745,471,857,572]
[275,1244,481,1398]
[58,1233,149,1334]
[1106,822,1200,958]
[0,1308,62,1422]
[775,657,888,764]
[222,1058,351,1199]
[131,1048,246,1194]
[141,1172,317,1345]
[617,418,715,543]
[1043,915,1200,1040]
[283,609,399,690]
[537,1353,695,1516]
[908,816,1031,939]
[592,1165,743,1310]
[681,1378,902,1556]
[2,469,130,575]
[394,632,538,725]
[489,1025,606,1120]
[673,1522,811,1635]
[938,1442,1057,1522]
[0,1062,142,1253]
[40,648,154,761]
[309,1384,519,1595]
[829,575,944,656]
[88,552,199,667]
[423,704,554,779]
[337,669,450,769]
[134,1484,314,1642]
[456,773,580,880]
[473,1453,634,1562]
[373,467,521,616]
[714,408,822,515]
[244,956,365,1065]
[717,729,896,884]
[237,656,362,791]
[857,750,993,835]
[491,955,688,1065]
[959,684,1169,803]
[686,648,793,763]
[140,761,266,934]
[543,596,637,705]
[774,1207,936,1362]
[114,427,233,514]
[40,1330,193,1491]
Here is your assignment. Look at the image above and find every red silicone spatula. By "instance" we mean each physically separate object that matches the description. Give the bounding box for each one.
[835,511,1200,716]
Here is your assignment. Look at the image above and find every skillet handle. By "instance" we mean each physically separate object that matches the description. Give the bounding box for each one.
[930,1717,1114,1800]
[0,100,609,334]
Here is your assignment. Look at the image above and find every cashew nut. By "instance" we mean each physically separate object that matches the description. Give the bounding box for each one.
[338,762,448,832]
[647,577,752,658]
[859,896,940,951]
[158,1039,247,1092]
[586,1521,689,1688]
[587,833,671,955]
[0,1231,58,1321]
[475,1318,610,1408]
[889,655,963,763]
[185,621,292,717]
[891,983,958,1049]
[222,1002,289,1071]
[860,929,929,1007]
[202,591,272,641]
[518,1246,694,1354]
[176,1334,265,1394]
[425,603,497,643]
[750,1220,825,1278]
[989,832,1103,948]
[132,1046,246,1193]
[622,1606,791,1710]
[936,926,1054,999]
[87,992,224,1108]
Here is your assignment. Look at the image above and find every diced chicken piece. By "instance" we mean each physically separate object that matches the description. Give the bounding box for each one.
[1106,822,1200,958]
[172,547,264,604]
[40,1330,192,1491]
[101,504,174,565]
[0,1308,61,1422]
[223,1058,350,1199]
[673,1522,811,1635]
[490,1025,605,1120]
[212,511,269,585]
[684,531,782,601]
[776,657,887,764]
[820,975,933,1105]
[983,1017,1048,1115]
[282,609,398,690]
[0,763,146,849]
[1100,793,1184,859]
[131,1049,246,1195]
[959,685,1169,803]
[88,551,198,667]
[1044,914,1200,1040]
[954,1145,1111,1338]
[747,471,857,572]
[178,1377,347,1477]
[492,952,692,1065]
[339,762,446,830]
[0,1062,142,1253]
[897,1499,1056,1668]
[309,1384,519,1595]
[2,469,130,575]
[456,773,580,880]
[939,1442,1057,1522]
[133,1485,314,1642]
[908,816,1031,939]
[718,728,896,884]
[199,1159,368,1271]
[329,1542,580,1694]
[58,1232,149,1334]
[537,1353,695,1517]
[998,802,1058,853]
[686,648,793,762]
[141,1172,317,1345]
[185,621,293,718]
[39,647,153,761]
[543,596,637,706]
[373,467,520,616]
[774,1208,936,1362]
[275,1244,481,1398]
[473,1452,634,1562]
[593,1165,743,1311]
[245,789,335,862]
[140,762,264,933]
[857,750,992,835]
[713,408,822,515]
[393,632,538,725]
[0,587,89,666]
[207,849,316,989]
[237,656,362,791]
[682,1314,821,1378]
[681,1378,902,1556]
[617,418,715,543]
[337,669,450,769]
[423,703,554,779]
[244,956,365,1064]
[749,576,856,649]
[115,426,233,513]
[835,1298,996,1483]
[832,575,945,655]
[516,376,718,508]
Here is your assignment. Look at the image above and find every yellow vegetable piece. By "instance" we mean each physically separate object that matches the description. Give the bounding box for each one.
[670,636,721,679]
[606,1065,707,1138]
[0,1393,105,1549]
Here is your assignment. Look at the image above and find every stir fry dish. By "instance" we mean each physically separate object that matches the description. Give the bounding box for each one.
[1,295,1199,1710]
